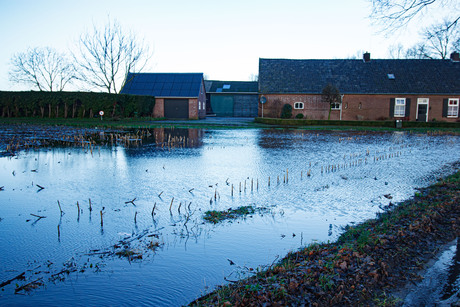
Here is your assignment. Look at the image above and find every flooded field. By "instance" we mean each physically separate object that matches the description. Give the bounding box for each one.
[0,127,459,306]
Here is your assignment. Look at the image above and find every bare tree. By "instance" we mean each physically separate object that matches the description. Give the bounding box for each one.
[249,73,258,81]
[322,84,341,120]
[404,43,432,58]
[73,19,152,93]
[388,43,406,59]
[421,20,460,58]
[9,47,75,91]
[369,0,459,33]
[390,20,460,59]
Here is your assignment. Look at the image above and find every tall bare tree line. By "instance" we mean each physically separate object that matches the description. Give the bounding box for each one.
[9,19,152,93]
[9,47,75,92]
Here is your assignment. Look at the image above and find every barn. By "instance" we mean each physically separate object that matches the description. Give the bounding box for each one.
[120,73,206,119]
[205,80,258,117]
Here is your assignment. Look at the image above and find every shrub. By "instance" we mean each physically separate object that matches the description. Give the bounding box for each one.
[0,91,155,118]
[295,113,304,119]
[280,104,292,119]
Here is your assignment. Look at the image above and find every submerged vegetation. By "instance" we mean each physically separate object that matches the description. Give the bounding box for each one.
[203,205,270,224]
[191,170,460,306]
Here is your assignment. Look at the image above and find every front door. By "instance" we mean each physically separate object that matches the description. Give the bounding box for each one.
[417,98,429,122]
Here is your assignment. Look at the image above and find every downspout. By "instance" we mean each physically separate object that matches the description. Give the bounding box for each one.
[340,94,344,120]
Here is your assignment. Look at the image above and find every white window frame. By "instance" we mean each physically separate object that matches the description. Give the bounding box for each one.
[330,102,341,110]
[448,98,459,118]
[394,98,406,117]
[294,102,304,110]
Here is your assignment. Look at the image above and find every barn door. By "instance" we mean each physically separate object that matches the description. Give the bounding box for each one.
[164,99,189,119]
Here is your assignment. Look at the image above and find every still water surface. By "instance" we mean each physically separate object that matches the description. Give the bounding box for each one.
[0,128,459,306]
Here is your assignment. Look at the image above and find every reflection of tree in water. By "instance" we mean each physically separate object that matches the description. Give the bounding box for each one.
[0,125,205,156]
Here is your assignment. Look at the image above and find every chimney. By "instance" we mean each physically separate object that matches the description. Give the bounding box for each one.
[451,52,460,62]
[363,52,371,63]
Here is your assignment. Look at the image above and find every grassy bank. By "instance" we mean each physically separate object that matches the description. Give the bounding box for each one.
[255,117,460,131]
[0,117,166,129]
[191,169,460,306]
[1,117,460,132]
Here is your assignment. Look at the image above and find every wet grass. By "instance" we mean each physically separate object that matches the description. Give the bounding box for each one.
[2,117,460,133]
[190,168,460,306]
[203,205,269,224]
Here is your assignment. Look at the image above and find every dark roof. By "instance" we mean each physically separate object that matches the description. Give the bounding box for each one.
[120,73,204,97]
[207,80,258,93]
[259,58,460,95]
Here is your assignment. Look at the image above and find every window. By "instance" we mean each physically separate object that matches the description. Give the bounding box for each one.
[448,99,459,117]
[222,84,231,90]
[294,102,304,109]
[394,98,406,117]
[331,102,341,110]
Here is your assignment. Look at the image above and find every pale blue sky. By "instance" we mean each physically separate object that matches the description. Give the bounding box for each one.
[0,0,429,91]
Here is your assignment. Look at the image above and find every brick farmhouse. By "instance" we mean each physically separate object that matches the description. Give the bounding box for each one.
[258,52,460,122]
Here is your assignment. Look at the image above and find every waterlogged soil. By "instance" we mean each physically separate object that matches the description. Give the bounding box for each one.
[0,123,459,306]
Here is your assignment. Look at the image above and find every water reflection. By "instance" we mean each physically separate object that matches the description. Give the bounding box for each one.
[0,128,459,306]
[124,127,205,157]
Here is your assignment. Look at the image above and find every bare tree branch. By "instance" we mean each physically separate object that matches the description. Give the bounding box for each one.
[9,47,75,91]
[369,0,458,34]
[73,19,152,93]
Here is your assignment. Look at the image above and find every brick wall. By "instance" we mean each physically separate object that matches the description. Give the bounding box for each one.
[259,94,460,122]
[153,98,164,118]
[189,98,198,120]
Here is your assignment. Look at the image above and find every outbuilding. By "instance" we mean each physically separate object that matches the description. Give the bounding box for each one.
[120,73,206,119]
[205,80,258,117]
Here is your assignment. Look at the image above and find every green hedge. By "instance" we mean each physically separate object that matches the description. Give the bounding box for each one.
[0,91,155,119]
[255,117,460,128]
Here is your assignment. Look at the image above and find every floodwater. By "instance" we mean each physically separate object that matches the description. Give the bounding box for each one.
[0,128,459,306]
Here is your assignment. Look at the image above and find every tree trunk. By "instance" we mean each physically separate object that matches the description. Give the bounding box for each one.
[40,106,45,118]
[89,109,93,118]
[72,104,76,118]
[55,105,59,118]
[64,103,68,118]
[48,104,52,118]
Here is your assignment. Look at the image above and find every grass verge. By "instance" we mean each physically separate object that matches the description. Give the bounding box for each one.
[255,117,460,132]
[190,169,460,306]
